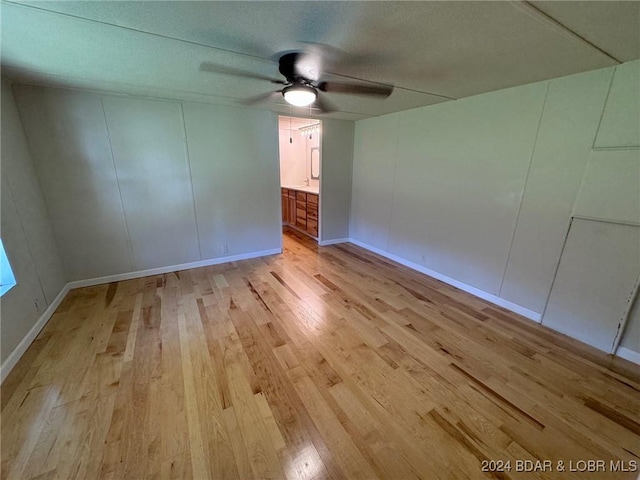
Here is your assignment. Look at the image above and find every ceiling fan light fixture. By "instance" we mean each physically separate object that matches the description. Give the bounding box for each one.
[283,85,317,107]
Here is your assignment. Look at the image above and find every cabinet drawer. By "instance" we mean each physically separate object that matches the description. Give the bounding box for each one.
[296,191,307,202]
[307,193,318,205]
[307,208,318,220]
[296,217,307,229]
[296,200,306,210]
[282,188,288,196]
[306,203,318,215]
[307,219,318,237]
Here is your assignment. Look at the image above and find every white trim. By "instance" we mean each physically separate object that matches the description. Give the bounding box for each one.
[319,238,350,246]
[67,249,282,289]
[616,346,640,365]
[1,284,70,383]
[348,238,542,322]
[3,240,633,386]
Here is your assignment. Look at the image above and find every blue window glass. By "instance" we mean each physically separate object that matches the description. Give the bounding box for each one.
[0,239,17,296]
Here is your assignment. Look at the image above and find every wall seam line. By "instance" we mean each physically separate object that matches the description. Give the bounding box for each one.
[8,83,69,292]
[3,175,48,311]
[498,81,550,297]
[539,216,574,322]
[178,103,203,260]
[100,96,137,272]
[570,68,616,221]
[591,66,616,150]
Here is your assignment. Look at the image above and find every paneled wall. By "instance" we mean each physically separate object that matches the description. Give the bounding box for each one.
[1,80,66,365]
[389,82,546,294]
[12,87,134,280]
[351,60,640,356]
[183,103,282,259]
[14,86,281,281]
[499,68,612,312]
[102,97,201,270]
[321,119,354,242]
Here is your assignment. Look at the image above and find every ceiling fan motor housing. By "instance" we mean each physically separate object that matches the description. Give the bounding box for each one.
[278,52,305,83]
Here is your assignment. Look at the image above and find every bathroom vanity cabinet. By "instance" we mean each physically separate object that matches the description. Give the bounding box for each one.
[282,187,319,238]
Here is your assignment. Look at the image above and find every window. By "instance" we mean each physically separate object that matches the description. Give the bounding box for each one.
[0,239,16,296]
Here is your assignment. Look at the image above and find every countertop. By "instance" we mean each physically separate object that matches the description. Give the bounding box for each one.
[282,184,320,195]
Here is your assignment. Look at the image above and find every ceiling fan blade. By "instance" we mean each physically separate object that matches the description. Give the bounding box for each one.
[298,42,399,80]
[317,81,393,97]
[200,62,285,84]
[312,94,337,114]
[241,90,282,106]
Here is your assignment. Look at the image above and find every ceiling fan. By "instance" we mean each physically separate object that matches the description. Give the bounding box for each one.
[200,51,394,113]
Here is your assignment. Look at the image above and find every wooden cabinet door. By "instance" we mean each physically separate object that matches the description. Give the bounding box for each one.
[307,193,318,207]
[288,191,296,224]
[281,188,288,223]
[282,189,319,236]
[306,194,319,237]
[307,219,318,237]
[296,192,307,229]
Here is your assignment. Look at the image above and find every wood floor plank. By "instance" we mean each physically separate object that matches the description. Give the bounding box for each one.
[2,229,639,479]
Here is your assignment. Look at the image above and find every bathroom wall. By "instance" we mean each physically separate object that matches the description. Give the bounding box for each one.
[305,129,320,190]
[279,121,307,187]
[278,116,320,189]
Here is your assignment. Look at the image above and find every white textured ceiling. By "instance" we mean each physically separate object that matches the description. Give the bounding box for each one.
[2,1,639,120]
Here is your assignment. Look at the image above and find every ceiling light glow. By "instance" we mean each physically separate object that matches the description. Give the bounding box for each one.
[283,85,317,107]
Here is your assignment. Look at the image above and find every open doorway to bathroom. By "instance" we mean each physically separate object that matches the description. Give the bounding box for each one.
[278,115,321,242]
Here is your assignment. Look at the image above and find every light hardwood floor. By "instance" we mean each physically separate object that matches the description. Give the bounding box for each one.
[2,228,639,480]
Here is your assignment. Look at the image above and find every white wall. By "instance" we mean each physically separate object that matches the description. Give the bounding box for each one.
[321,119,354,242]
[351,60,639,355]
[279,126,307,187]
[14,85,281,281]
[594,61,639,149]
[306,130,320,191]
[542,219,638,353]
[183,102,281,258]
[278,118,321,190]
[623,295,640,355]
[1,80,66,365]
[12,87,134,280]
[499,68,612,312]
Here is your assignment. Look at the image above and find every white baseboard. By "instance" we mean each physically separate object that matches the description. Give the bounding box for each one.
[616,346,640,365]
[67,248,282,289]
[348,238,542,322]
[2,240,636,387]
[319,237,350,246]
[1,283,70,384]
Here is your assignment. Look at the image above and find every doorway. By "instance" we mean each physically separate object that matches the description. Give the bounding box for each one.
[278,115,322,243]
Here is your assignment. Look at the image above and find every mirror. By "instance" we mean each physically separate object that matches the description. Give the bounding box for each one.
[310,147,320,180]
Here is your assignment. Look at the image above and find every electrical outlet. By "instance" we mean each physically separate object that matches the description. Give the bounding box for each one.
[221,244,228,254]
